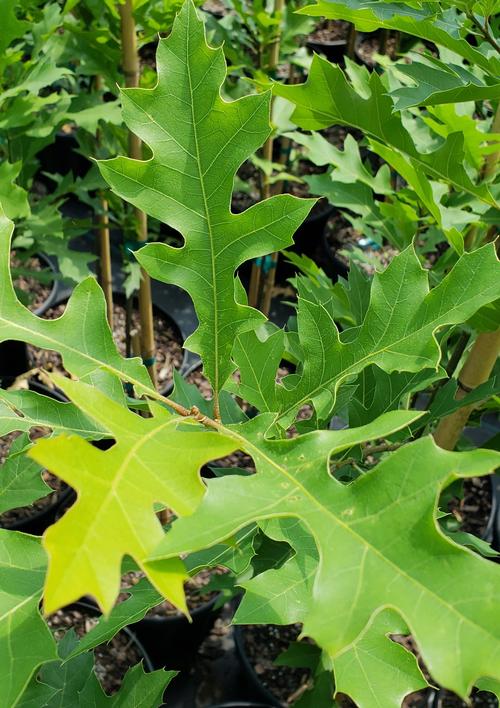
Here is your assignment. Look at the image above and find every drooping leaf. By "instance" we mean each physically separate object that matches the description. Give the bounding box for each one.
[0,208,150,401]
[19,631,174,708]
[0,530,57,708]
[232,245,500,427]
[273,57,497,207]
[349,366,444,428]
[148,423,500,698]
[98,1,314,396]
[333,610,428,707]
[67,526,256,660]
[237,517,427,706]
[28,375,239,614]
[288,131,392,194]
[296,1,500,77]
[390,57,500,110]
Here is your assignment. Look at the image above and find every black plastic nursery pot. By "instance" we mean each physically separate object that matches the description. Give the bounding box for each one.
[132,592,222,670]
[209,704,276,708]
[49,600,154,688]
[306,38,348,63]
[37,130,91,183]
[1,252,60,387]
[233,626,287,708]
[0,381,75,535]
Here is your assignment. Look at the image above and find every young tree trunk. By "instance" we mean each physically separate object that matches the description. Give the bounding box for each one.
[248,0,285,314]
[433,329,500,450]
[119,0,157,387]
[94,75,114,327]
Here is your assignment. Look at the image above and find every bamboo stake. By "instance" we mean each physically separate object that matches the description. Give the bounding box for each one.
[433,329,500,450]
[97,196,114,326]
[248,0,285,312]
[464,103,500,251]
[118,0,157,387]
[434,104,500,449]
[94,75,114,328]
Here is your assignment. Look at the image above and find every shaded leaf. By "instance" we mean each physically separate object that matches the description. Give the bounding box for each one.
[0,531,57,708]
[273,57,497,207]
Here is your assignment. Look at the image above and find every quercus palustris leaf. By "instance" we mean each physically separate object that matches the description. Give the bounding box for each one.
[390,57,500,111]
[0,530,57,708]
[232,245,500,427]
[235,520,428,706]
[0,434,48,514]
[0,387,107,440]
[0,208,150,401]
[28,375,239,614]
[98,0,314,396]
[273,57,497,208]
[18,631,175,708]
[333,610,428,707]
[296,1,500,77]
[148,417,500,698]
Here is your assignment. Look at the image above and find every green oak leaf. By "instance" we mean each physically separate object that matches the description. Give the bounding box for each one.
[334,610,428,707]
[0,434,49,515]
[0,209,150,401]
[148,424,500,698]
[0,531,57,708]
[0,162,30,220]
[273,56,497,208]
[234,518,318,625]
[98,1,314,396]
[19,631,174,708]
[349,366,444,428]
[390,58,500,110]
[236,519,427,706]
[287,131,392,195]
[0,387,107,439]
[232,246,500,427]
[27,375,239,614]
[66,525,256,660]
[296,1,500,77]
[304,171,416,248]
[0,0,29,54]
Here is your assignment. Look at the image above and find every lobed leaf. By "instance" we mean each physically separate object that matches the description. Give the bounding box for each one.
[232,245,500,427]
[148,421,500,698]
[28,375,239,614]
[98,0,314,396]
[0,531,57,708]
[273,56,497,207]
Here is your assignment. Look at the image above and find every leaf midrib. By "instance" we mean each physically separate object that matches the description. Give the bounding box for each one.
[237,433,500,650]
[277,271,495,422]
[307,61,494,205]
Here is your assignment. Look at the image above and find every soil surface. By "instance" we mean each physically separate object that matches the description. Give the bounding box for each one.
[27,301,183,388]
[241,623,312,705]
[11,251,54,312]
[448,476,493,539]
[47,606,143,695]
[0,429,66,528]
[431,690,498,707]
[308,19,351,42]
[121,567,225,617]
